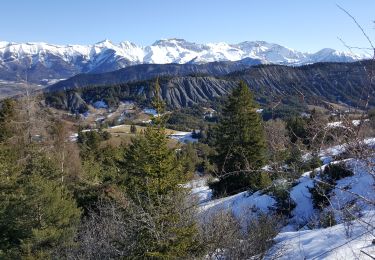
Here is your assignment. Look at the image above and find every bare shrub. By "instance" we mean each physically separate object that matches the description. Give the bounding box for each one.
[264,119,290,166]
[57,189,201,259]
[55,200,136,259]
[199,210,242,259]
[200,210,283,259]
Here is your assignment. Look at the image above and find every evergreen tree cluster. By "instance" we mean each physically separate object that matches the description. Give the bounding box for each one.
[0,100,81,259]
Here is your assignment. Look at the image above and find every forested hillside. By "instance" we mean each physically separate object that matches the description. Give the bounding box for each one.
[45,61,375,113]
[1,78,374,258]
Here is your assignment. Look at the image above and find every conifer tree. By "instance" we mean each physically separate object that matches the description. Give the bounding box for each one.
[212,81,266,195]
[286,116,308,144]
[0,99,16,142]
[120,78,200,258]
[122,78,182,197]
[0,150,81,259]
[130,124,137,134]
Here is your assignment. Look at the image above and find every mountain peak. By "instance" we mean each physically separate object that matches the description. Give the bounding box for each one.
[151,38,189,46]
[0,38,370,85]
[0,41,9,47]
[94,39,115,47]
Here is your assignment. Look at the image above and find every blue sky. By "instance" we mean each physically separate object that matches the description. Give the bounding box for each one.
[1,0,374,52]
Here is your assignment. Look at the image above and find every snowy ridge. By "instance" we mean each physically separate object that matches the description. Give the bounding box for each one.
[0,38,368,75]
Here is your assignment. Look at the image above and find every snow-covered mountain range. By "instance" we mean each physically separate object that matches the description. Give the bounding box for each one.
[0,38,369,84]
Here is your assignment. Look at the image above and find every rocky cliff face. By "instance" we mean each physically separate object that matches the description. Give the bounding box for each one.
[162,77,237,108]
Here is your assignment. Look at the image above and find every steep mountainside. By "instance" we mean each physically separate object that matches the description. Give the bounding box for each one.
[46,60,259,92]
[45,61,375,111]
[45,76,237,111]
[228,61,374,107]
[0,39,368,85]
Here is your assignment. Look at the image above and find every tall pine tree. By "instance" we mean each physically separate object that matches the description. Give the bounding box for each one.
[121,78,182,198]
[120,78,200,259]
[211,81,267,195]
[0,150,81,259]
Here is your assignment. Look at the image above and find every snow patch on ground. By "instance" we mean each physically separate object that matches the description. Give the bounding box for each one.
[330,159,375,215]
[93,100,108,109]
[199,190,276,220]
[168,131,198,143]
[269,156,375,259]
[319,137,375,164]
[186,178,212,204]
[327,119,369,129]
[143,108,158,116]
[269,214,375,260]
[288,177,315,229]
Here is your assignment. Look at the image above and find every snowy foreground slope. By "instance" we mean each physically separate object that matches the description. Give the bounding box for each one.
[190,140,375,259]
[269,214,374,260]
[269,159,375,260]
